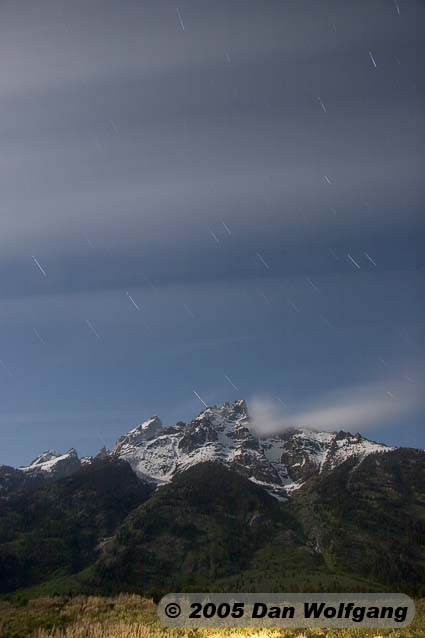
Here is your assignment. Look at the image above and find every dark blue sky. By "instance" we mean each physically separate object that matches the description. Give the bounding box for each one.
[0,0,424,466]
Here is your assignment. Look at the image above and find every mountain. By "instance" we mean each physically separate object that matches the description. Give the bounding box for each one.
[19,449,81,479]
[0,450,82,495]
[4,400,392,499]
[91,453,425,597]
[110,400,392,497]
[1,399,423,598]
[92,462,324,596]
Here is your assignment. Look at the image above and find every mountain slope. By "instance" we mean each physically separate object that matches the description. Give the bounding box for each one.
[0,457,153,593]
[91,461,399,596]
[92,462,322,595]
[1,451,425,597]
[292,447,425,595]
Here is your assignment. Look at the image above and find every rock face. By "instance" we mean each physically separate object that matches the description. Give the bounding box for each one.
[111,400,392,497]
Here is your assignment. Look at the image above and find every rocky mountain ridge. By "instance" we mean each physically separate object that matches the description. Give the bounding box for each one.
[1,400,393,498]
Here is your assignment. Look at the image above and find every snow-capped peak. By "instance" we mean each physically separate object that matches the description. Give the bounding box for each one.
[20,448,80,478]
[111,400,393,498]
[29,450,62,466]
[113,416,163,455]
[260,426,392,489]
[9,400,394,499]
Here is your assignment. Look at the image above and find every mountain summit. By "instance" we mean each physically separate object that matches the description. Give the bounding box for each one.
[19,448,81,479]
[110,399,392,497]
[2,400,392,498]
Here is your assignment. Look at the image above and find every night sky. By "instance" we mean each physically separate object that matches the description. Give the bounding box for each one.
[0,0,424,467]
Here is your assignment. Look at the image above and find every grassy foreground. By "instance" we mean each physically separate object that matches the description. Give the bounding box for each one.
[0,595,424,638]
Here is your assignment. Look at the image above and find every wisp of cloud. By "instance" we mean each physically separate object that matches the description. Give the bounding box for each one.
[250,376,424,437]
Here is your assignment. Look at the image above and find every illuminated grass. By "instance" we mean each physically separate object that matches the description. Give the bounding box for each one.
[0,596,424,638]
